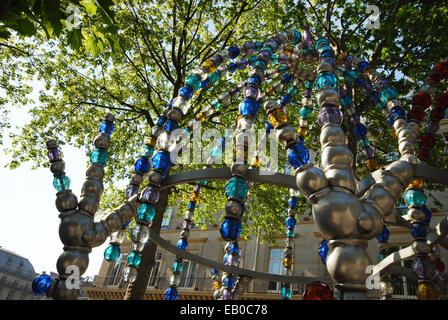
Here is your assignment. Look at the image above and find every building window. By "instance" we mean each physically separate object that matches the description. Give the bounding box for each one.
[178,261,197,288]
[267,248,284,292]
[388,246,418,299]
[107,254,127,287]
[161,208,173,231]
[147,253,162,287]
[6,290,15,300]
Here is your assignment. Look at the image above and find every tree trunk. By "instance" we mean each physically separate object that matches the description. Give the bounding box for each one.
[123,189,169,300]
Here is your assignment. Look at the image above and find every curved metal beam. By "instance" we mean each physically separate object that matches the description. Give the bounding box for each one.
[148,229,330,284]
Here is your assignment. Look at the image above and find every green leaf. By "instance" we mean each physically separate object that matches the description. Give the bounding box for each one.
[80,0,98,16]
[67,28,83,50]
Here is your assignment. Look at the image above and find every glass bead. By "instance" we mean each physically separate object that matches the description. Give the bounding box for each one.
[228,46,240,59]
[408,178,424,189]
[422,206,432,224]
[318,240,329,264]
[187,201,196,210]
[412,92,432,109]
[125,184,139,198]
[287,143,310,168]
[413,256,438,280]
[244,86,259,100]
[134,157,150,173]
[239,98,259,117]
[297,127,308,137]
[90,148,108,165]
[376,225,390,242]
[229,243,239,254]
[142,184,160,204]
[179,85,194,100]
[408,107,425,122]
[164,119,179,132]
[208,70,220,84]
[151,151,171,172]
[359,137,370,148]
[318,106,343,127]
[435,259,445,273]
[286,229,295,238]
[123,266,137,283]
[236,57,249,69]
[137,203,156,223]
[411,224,427,238]
[281,286,292,299]
[225,177,248,200]
[303,281,334,300]
[201,60,216,73]
[420,133,436,149]
[284,257,293,268]
[268,109,287,127]
[343,70,358,84]
[365,158,379,171]
[254,59,267,70]
[220,218,241,241]
[316,71,337,90]
[141,145,154,158]
[212,280,221,291]
[430,107,445,121]
[288,197,298,208]
[201,79,209,88]
[290,30,301,45]
[418,148,430,161]
[177,238,188,250]
[145,136,157,147]
[353,124,367,139]
[186,75,202,92]
[436,91,448,108]
[363,146,375,159]
[130,224,149,244]
[358,61,370,73]
[99,120,114,135]
[281,95,291,105]
[32,274,53,296]
[405,189,427,206]
[222,288,233,300]
[377,252,387,262]
[164,286,178,300]
[104,243,120,261]
[53,174,71,191]
[47,148,62,161]
[299,107,312,119]
[172,261,183,273]
[281,73,293,84]
[286,216,297,229]
[341,95,352,107]
[380,87,398,103]
[127,251,142,267]
[190,193,200,203]
[417,282,440,300]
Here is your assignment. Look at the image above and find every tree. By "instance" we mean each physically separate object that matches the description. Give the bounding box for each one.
[1,0,448,299]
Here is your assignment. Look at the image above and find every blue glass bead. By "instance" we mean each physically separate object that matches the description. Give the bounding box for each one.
[376,225,390,242]
[164,287,178,300]
[318,105,343,126]
[290,30,301,45]
[211,268,219,275]
[90,148,108,165]
[281,286,292,299]
[224,277,235,288]
[343,70,358,84]
[298,136,305,144]
[248,76,261,85]
[318,240,329,265]
[317,44,332,54]
[405,189,427,206]
[164,119,179,132]
[157,116,167,126]
[198,180,208,186]
[141,145,154,158]
[32,274,53,296]
[241,204,246,214]
[411,224,427,238]
[422,206,432,224]
[353,124,367,139]
[299,107,311,119]
[104,243,120,261]
[225,177,248,200]
[223,253,229,263]
[391,106,406,120]
[151,151,171,172]
[316,71,337,90]
[228,46,240,59]
[172,261,183,273]
[137,203,156,222]
[169,99,173,108]
[315,38,329,50]
[239,98,259,117]
[208,70,220,84]
[286,216,297,229]
[320,49,334,57]
[220,218,241,241]
[177,238,189,250]
[123,219,131,227]
[281,73,293,84]
[211,99,220,109]
[380,87,398,103]
[128,252,142,267]
[341,95,352,107]
[179,85,194,100]
[134,157,150,173]
[53,174,71,191]
[186,74,202,92]
[265,122,273,132]
[387,116,394,127]
[288,197,298,208]
[370,92,380,102]
[255,41,263,50]
[187,201,196,210]
[249,55,257,65]
[354,78,365,88]
[358,61,370,73]
[286,229,295,237]
[281,95,291,105]
[99,120,114,135]
[201,79,209,88]
[229,243,239,254]
[229,62,237,72]
[287,143,310,168]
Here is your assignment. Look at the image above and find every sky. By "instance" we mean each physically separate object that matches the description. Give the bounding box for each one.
[0,84,108,278]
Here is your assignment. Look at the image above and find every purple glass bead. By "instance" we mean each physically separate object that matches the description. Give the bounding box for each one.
[302,27,313,46]
[257,50,271,61]
[243,41,256,55]
[222,288,233,300]
[318,106,343,127]
[236,57,249,70]
[244,86,259,99]
[350,114,361,125]
[278,53,289,64]
[320,56,336,65]
[412,256,438,280]
[194,184,203,193]
[47,148,62,161]
[141,185,160,204]
[362,146,375,159]
[125,184,140,198]
[227,254,239,267]
[182,220,192,230]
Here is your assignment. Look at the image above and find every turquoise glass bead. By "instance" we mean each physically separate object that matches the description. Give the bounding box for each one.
[299,107,312,119]
[249,55,257,66]
[376,99,386,109]
[341,95,352,107]
[172,261,183,273]
[128,251,142,267]
[208,70,220,84]
[278,65,287,74]
[316,71,337,90]
[141,145,154,158]
[53,174,71,191]
[377,252,387,262]
[254,60,267,70]
[225,177,248,200]
[287,86,298,96]
[359,137,370,148]
[380,87,397,103]
[186,74,202,92]
[271,54,278,64]
[305,80,314,89]
[290,30,301,45]
[315,38,329,50]
[211,100,220,109]
[104,243,120,262]
[137,203,156,222]
[90,148,108,165]
[343,70,358,84]
[286,229,295,237]
[405,189,427,206]
[317,44,332,54]
[281,286,292,299]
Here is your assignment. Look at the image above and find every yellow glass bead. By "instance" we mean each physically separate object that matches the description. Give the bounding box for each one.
[297,127,308,137]
[417,282,440,300]
[284,257,293,268]
[251,156,260,167]
[268,109,288,128]
[201,60,216,73]
[393,130,398,139]
[365,67,375,76]
[212,280,222,291]
[283,45,293,55]
[366,158,379,172]
[190,193,200,202]
[196,113,205,122]
[336,53,344,65]
[408,178,424,189]
[236,115,241,122]
[266,87,275,96]
[145,136,157,147]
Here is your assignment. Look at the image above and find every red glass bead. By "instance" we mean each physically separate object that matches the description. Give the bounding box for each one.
[430,107,445,121]
[303,281,334,300]
[407,107,425,122]
[434,63,448,78]
[429,72,442,83]
[435,259,445,273]
[436,91,448,109]
[418,148,430,161]
[412,92,432,109]
[420,133,436,148]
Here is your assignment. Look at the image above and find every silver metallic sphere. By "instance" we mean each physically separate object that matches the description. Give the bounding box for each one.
[263,100,278,113]
[363,184,396,217]
[320,124,345,145]
[85,163,105,180]
[231,163,247,177]
[147,170,163,186]
[55,190,78,212]
[326,244,372,284]
[385,161,413,187]
[317,87,340,107]
[167,108,183,123]
[321,145,353,168]
[56,250,89,276]
[324,168,357,193]
[412,240,431,254]
[50,160,65,175]
[94,134,111,150]
[295,164,328,197]
[225,200,243,217]
[78,196,100,215]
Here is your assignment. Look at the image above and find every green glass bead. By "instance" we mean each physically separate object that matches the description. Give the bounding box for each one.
[208,70,220,84]
[211,100,220,109]
[90,148,108,165]
[137,203,156,223]
[128,252,142,267]
[249,55,257,66]
[377,252,387,262]
[343,70,358,84]
[53,174,71,191]
[141,145,154,158]
[299,107,312,119]
[278,65,287,74]
[286,229,295,237]
[172,261,183,273]
[281,286,292,299]
[359,138,370,148]
[405,189,427,206]
[225,177,248,200]
[316,71,337,90]
[271,54,278,64]
[186,74,202,92]
[287,86,298,96]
